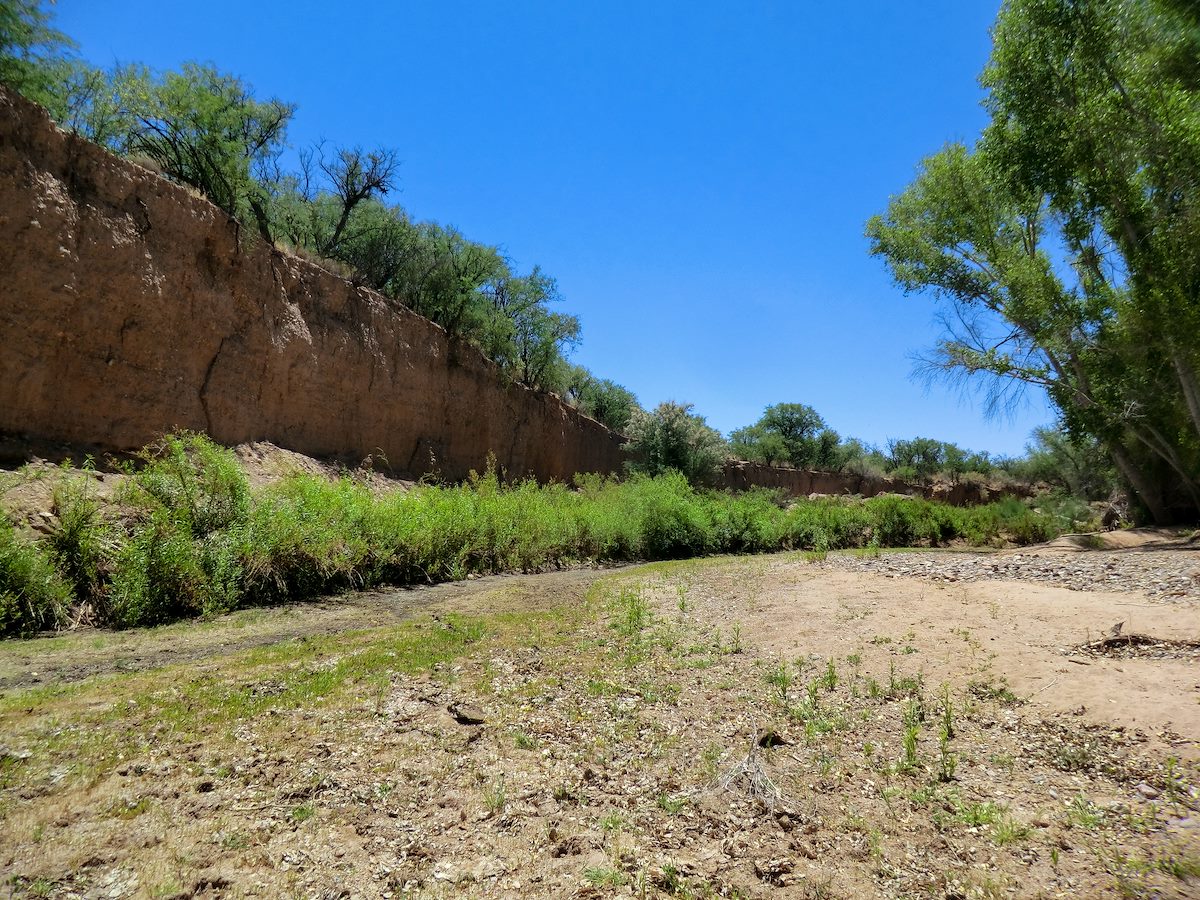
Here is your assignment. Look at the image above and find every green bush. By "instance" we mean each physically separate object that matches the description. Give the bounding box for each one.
[108,433,250,626]
[47,472,117,609]
[1,432,1066,635]
[243,475,374,603]
[121,432,249,535]
[0,520,70,636]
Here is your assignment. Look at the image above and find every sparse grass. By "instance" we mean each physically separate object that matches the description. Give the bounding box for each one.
[657,793,688,814]
[0,552,1188,899]
[290,803,315,823]
[584,866,628,888]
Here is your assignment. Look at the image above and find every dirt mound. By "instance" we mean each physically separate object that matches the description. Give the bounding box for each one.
[231,441,414,493]
[1042,528,1196,552]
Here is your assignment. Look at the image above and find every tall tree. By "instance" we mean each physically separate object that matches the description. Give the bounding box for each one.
[868,0,1200,522]
[125,63,294,236]
[0,0,72,107]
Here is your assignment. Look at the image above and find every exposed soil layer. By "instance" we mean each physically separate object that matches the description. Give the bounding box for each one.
[0,545,1197,899]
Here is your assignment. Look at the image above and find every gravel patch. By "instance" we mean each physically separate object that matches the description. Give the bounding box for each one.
[826,549,1200,602]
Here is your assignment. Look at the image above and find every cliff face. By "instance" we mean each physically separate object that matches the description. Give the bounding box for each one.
[0,87,625,481]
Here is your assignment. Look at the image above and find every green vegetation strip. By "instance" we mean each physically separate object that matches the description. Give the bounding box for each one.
[2,433,1062,636]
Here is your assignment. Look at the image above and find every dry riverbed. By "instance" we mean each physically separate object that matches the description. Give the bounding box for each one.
[1,543,1198,899]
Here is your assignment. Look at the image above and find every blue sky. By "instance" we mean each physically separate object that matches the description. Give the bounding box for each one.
[53,0,1054,456]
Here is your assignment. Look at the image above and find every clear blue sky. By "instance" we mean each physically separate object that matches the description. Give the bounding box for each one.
[53,0,1054,456]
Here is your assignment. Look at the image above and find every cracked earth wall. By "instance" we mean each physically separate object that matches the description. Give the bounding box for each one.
[0,87,625,481]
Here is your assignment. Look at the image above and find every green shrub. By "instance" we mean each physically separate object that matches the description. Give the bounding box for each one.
[48,473,118,608]
[243,475,375,603]
[0,520,70,636]
[108,516,244,627]
[109,433,250,626]
[625,402,727,485]
[121,432,249,536]
[622,472,716,559]
[2,432,1068,635]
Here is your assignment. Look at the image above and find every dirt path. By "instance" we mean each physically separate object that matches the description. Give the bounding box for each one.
[0,567,618,690]
[1,546,1198,899]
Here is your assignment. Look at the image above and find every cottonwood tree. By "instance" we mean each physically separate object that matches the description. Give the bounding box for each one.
[868,0,1200,522]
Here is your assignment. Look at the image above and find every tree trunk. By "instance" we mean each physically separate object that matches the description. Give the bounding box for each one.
[1108,442,1171,524]
[1170,346,1200,443]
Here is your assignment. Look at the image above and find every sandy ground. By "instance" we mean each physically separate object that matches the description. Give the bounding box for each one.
[0,545,1198,899]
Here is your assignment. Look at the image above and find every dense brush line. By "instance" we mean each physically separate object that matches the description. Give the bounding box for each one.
[0,434,1066,637]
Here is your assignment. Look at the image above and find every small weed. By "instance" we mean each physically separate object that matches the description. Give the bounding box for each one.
[1052,740,1096,773]
[1067,794,1104,829]
[727,622,744,654]
[939,685,955,739]
[902,696,925,727]
[615,586,651,638]
[599,812,626,832]
[109,796,152,819]
[955,800,1003,827]
[701,743,724,778]
[968,677,1020,706]
[552,783,579,804]
[993,816,1030,846]
[899,724,920,774]
[584,866,628,888]
[763,661,794,706]
[291,803,315,823]
[989,752,1015,772]
[1157,852,1200,880]
[887,660,923,699]
[483,775,507,815]
[513,730,538,750]
[821,659,839,692]
[657,793,688,815]
[937,726,957,782]
[221,831,249,850]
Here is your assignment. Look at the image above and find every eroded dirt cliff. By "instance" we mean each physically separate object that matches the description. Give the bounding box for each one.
[0,87,624,482]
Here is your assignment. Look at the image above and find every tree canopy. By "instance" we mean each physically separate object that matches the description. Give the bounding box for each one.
[625,402,727,484]
[868,0,1200,522]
